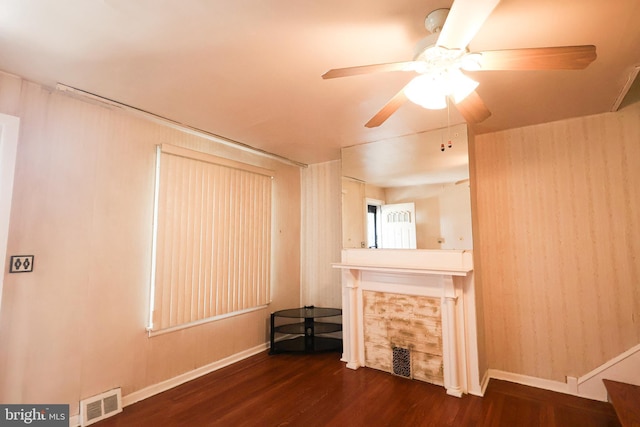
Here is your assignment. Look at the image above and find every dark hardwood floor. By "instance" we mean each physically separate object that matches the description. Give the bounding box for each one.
[96,351,621,426]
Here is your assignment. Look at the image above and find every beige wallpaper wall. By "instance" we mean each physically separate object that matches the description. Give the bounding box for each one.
[300,161,342,308]
[472,103,640,381]
[341,177,365,249]
[0,74,301,413]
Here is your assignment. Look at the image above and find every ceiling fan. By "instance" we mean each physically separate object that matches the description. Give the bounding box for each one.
[321,0,597,128]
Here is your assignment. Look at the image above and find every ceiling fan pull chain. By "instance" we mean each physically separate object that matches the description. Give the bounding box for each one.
[447,99,453,149]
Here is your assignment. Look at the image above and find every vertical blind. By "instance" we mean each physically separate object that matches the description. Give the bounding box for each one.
[149,144,272,333]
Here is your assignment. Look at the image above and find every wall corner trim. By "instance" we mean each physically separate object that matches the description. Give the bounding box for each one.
[576,343,640,401]
[474,369,491,397]
[579,343,640,384]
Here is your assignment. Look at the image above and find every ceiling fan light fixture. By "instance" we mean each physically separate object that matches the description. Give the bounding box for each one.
[448,68,479,103]
[404,67,478,109]
[404,74,448,109]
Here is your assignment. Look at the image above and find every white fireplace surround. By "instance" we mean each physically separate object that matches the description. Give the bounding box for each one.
[333,249,481,397]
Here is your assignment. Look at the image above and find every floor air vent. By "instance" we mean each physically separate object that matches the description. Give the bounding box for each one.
[392,347,411,378]
[80,387,122,426]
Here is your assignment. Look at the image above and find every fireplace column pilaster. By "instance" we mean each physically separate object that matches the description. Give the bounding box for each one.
[341,268,361,370]
[442,275,462,397]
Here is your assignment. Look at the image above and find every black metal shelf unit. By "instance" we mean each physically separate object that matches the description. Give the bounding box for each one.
[269,306,342,354]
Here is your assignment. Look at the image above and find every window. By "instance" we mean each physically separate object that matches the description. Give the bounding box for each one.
[367,204,379,248]
[148,144,273,334]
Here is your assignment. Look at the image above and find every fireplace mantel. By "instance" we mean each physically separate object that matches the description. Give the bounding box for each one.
[335,248,473,273]
[333,249,481,397]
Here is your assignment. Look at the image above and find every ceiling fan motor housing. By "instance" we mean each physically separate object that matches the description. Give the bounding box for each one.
[413,8,457,62]
[425,8,449,34]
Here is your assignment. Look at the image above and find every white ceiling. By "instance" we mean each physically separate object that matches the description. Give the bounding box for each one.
[1,0,639,166]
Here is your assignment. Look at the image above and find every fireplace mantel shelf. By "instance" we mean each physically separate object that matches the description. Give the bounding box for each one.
[334,249,473,277]
[332,263,472,277]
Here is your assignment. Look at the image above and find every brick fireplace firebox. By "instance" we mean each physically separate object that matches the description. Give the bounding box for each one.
[363,291,444,385]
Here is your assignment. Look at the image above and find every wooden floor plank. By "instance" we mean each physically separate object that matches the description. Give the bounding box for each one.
[603,379,640,427]
[95,351,621,426]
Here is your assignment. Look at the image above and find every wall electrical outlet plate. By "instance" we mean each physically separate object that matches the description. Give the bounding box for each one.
[10,255,34,273]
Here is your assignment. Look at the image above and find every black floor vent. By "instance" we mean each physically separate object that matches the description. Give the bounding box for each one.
[392,347,411,378]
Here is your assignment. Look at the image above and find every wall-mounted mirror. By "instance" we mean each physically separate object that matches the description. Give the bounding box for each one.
[341,123,472,250]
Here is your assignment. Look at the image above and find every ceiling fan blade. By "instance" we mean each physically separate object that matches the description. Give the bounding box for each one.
[455,91,492,123]
[437,0,500,50]
[322,61,422,79]
[365,88,409,128]
[476,45,597,70]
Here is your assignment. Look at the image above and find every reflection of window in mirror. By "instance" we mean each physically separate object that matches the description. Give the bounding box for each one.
[366,198,418,249]
[380,202,417,249]
[366,198,383,248]
[366,204,380,248]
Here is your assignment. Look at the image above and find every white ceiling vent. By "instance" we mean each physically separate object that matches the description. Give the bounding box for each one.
[80,387,123,426]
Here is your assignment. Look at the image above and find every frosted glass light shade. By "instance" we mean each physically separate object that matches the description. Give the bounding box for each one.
[449,69,479,104]
[404,68,479,109]
[404,74,447,109]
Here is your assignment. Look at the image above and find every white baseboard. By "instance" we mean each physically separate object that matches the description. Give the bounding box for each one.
[123,343,268,407]
[485,343,640,403]
[488,369,572,395]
